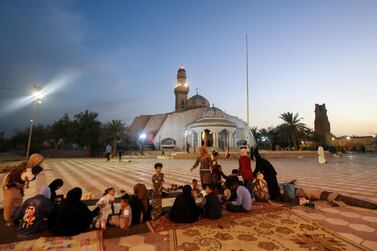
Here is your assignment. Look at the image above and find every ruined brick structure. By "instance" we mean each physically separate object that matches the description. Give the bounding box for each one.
[314,104,331,145]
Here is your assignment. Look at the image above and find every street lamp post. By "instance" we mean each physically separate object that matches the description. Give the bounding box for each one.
[26,85,44,158]
[139,133,146,155]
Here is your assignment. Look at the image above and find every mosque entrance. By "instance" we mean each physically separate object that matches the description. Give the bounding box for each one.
[201,129,213,147]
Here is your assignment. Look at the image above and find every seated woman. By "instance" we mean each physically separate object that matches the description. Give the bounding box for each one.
[48,179,64,203]
[169,185,199,223]
[129,183,151,225]
[202,185,222,220]
[253,173,270,202]
[50,187,96,236]
[252,149,280,200]
[14,186,54,237]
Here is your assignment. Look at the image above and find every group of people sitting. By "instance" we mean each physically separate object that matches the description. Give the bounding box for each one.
[2,153,152,237]
[2,147,281,237]
[167,146,281,223]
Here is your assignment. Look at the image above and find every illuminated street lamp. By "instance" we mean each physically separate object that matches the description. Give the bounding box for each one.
[139,133,146,155]
[26,85,44,158]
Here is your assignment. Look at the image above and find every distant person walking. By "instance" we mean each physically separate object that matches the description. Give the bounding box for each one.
[118,149,123,162]
[105,144,112,162]
[186,143,191,153]
[317,146,327,164]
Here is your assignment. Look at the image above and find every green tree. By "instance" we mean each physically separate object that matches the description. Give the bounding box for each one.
[101,120,126,155]
[10,125,50,154]
[49,113,72,149]
[277,112,308,149]
[71,110,101,155]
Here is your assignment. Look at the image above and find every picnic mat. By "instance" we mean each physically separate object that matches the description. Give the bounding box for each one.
[0,231,102,251]
[169,209,369,251]
[147,202,283,233]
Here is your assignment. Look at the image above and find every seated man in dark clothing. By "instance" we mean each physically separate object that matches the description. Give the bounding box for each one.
[202,185,222,220]
[50,187,98,236]
[169,185,199,223]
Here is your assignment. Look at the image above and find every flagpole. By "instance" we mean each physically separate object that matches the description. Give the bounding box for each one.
[246,33,250,147]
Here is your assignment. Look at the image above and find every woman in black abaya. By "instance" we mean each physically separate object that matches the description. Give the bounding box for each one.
[252,149,280,200]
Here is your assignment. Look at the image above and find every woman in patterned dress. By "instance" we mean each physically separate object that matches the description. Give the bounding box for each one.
[190,147,212,189]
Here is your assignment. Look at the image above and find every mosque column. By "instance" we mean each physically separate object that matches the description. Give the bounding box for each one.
[191,132,194,149]
[212,131,217,148]
[199,130,203,147]
[228,131,233,148]
[233,132,237,147]
[226,130,230,148]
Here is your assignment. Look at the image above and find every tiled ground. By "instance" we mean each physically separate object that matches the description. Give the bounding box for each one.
[292,201,377,250]
[1,154,376,205]
[1,155,377,250]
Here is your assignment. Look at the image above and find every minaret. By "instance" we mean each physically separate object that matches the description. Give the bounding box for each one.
[174,66,189,112]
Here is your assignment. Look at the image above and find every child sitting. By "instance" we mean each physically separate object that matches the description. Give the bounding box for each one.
[110,195,132,230]
[191,179,201,198]
[94,187,115,230]
[253,173,270,202]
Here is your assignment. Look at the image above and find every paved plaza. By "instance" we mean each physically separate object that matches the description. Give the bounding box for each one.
[1,154,377,206]
[1,154,377,250]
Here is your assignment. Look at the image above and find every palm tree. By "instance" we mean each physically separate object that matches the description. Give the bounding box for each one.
[102,120,125,155]
[251,126,260,142]
[278,112,308,149]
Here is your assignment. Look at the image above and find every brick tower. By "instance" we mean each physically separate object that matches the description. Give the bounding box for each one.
[314,104,331,145]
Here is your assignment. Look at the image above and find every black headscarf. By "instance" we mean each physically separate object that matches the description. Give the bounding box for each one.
[49,179,63,192]
[66,187,82,202]
[49,179,64,202]
[182,185,192,197]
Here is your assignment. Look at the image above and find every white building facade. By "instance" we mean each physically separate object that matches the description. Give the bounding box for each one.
[128,67,255,151]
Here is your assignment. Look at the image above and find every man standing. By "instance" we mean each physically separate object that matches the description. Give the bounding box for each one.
[105,144,112,162]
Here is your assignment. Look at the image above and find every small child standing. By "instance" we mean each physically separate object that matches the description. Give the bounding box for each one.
[94,187,115,230]
[110,195,132,230]
[151,163,164,220]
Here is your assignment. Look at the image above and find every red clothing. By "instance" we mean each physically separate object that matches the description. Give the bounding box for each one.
[238,156,253,181]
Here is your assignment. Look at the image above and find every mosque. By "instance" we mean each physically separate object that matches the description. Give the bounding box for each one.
[128,66,255,151]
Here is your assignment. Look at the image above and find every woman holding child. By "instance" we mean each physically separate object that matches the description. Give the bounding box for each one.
[2,153,44,227]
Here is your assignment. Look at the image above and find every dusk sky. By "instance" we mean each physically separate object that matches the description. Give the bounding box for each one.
[0,0,376,137]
